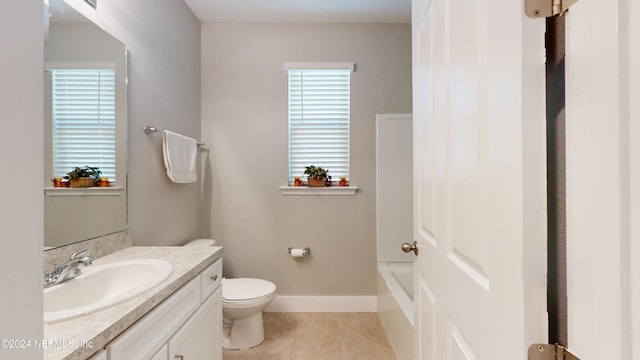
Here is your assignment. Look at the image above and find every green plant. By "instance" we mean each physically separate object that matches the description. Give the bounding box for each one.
[303,165,329,179]
[67,166,102,180]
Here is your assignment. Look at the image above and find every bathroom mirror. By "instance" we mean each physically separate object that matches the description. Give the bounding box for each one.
[43,0,128,249]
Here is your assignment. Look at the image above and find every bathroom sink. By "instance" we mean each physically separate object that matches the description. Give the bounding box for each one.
[44,259,173,324]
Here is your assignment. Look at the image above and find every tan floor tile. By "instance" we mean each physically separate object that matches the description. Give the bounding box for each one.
[223,312,397,360]
[253,335,294,357]
[259,352,293,360]
[338,313,396,360]
[222,350,260,360]
[291,324,342,357]
[292,355,344,360]
[264,312,298,338]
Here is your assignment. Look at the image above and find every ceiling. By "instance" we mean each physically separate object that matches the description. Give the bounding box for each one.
[183,0,411,24]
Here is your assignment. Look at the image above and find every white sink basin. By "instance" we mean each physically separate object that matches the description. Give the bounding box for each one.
[44,259,173,324]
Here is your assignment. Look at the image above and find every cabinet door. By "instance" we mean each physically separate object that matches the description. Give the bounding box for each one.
[108,277,201,360]
[169,286,222,360]
[88,350,107,360]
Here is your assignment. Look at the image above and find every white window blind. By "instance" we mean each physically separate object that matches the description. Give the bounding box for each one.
[51,68,116,181]
[286,64,353,183]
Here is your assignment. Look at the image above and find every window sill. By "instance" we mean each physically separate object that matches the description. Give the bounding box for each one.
[44,186,125,196]
[279,186,358,196]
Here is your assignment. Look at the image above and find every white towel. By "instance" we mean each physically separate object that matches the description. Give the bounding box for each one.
[162,130,198,183]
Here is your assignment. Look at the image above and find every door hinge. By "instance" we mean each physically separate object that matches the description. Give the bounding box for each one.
[525,0,578,18]
[528,344,580,360]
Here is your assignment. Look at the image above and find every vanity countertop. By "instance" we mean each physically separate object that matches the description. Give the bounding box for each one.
[43,245,223,360]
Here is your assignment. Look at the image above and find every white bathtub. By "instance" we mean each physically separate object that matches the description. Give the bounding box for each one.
[377,262,414,360]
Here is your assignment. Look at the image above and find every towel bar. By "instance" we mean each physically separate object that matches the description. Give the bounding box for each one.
[143,126,205,146]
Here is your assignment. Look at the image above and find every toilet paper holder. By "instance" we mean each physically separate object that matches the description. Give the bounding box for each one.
[288,247,311,257]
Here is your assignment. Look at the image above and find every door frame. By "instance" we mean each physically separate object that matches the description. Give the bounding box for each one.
[565,0,640,358]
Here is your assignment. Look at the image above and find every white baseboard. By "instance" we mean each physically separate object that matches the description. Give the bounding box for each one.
[265,296,377,312]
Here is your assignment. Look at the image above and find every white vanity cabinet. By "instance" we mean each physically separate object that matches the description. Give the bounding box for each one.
[107,259,222,360]
[149,344,168,360]
[168,286,222,360]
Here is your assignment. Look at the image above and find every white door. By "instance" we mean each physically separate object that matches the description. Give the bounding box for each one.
[565,0,640,358]
[411,0,548,359]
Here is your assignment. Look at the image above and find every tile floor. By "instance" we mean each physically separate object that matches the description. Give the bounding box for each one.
[223,312,398,360]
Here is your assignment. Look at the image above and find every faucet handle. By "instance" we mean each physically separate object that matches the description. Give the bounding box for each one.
[43,267,50,277]
[70,248,88,260]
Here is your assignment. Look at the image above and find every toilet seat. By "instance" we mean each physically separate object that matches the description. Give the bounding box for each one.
[223,278,276,302]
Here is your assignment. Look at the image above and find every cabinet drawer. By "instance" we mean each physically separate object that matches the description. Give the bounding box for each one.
[201,258,222,302]
[107,276,201,360]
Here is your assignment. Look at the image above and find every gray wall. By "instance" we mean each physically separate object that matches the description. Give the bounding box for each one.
[201,23,412,295]
[0,0,201,354]
[91,0,202,246]
[0,0,43,358]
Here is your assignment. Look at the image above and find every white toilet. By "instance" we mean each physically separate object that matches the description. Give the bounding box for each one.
[183,239,277,350]
[222,277,276,349]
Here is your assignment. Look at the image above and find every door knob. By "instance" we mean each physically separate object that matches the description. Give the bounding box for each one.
[401,241,418,255]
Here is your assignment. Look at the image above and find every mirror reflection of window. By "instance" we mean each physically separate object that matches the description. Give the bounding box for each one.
[50,67,117,181]
[43,2,128,250]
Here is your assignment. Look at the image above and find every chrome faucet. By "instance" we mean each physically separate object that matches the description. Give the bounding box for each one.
[43,249,94,288]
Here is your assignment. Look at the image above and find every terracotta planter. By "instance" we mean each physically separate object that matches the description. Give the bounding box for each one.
[69,177,96,188]
[307,177,326,187]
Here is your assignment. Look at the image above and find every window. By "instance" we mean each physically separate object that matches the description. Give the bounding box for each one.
[50,68,117,181]
[285,62,354,184]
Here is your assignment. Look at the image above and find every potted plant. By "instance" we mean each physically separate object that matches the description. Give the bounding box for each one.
[304,165,329,187]
[66,166,102,188]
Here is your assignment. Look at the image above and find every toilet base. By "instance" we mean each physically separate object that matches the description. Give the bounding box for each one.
[223,311,266,350]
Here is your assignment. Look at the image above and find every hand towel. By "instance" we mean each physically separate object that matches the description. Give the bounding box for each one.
[162,130,198,183]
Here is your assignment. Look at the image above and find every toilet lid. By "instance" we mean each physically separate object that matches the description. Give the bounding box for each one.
[223,278,276,301]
